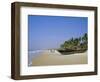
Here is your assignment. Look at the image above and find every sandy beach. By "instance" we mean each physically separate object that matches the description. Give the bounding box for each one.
[31,50,87,66]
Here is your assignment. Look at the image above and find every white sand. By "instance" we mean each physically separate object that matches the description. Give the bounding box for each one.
[32,50,87,66]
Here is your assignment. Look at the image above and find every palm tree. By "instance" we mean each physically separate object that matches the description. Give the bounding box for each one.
[61,42,69,49]
[60,33,88,51]
[82,33,88,50]
[82,33,87,43]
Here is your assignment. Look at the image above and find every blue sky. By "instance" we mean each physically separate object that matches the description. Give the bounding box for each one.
[28,15,88,51]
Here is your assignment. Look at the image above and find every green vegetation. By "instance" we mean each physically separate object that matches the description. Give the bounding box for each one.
[58,33,87,55]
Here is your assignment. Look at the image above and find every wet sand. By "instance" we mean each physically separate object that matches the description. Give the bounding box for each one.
[32,50,87,66]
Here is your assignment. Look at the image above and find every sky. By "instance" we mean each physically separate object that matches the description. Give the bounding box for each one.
[28,15,88,51]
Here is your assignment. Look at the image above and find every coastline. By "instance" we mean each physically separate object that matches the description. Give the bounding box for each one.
[29,50,88,66]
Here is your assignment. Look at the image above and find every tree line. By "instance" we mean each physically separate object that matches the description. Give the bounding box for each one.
[60,33,88,51]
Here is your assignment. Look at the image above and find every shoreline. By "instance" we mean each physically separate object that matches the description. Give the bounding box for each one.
[29,50,88,66]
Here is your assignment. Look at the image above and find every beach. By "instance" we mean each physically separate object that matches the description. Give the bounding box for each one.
[30,50,87,66]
